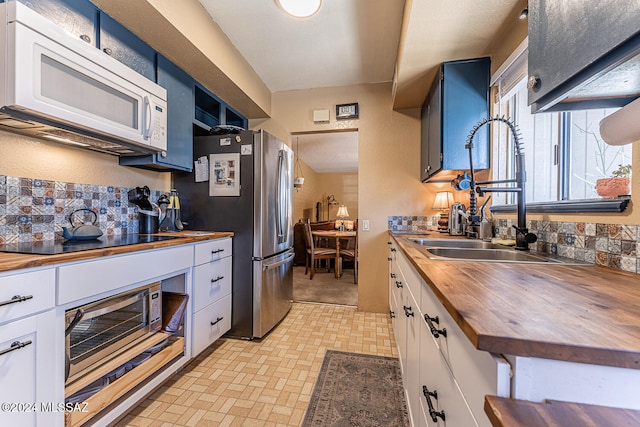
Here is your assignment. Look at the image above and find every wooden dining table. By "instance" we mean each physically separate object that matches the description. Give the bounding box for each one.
[311,230,357,278]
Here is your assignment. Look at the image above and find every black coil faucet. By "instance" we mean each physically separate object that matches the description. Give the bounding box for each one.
[465,116,537,250]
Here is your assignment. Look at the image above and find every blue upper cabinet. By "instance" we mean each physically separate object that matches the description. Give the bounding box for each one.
[98,11,156,81]
[194,84,248,135]
[421,57,490,182]
[120,55,195,172]
[18,0,97,45]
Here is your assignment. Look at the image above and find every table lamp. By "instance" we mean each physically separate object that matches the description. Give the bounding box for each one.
[336,205,349,231]
[433,191,454,232]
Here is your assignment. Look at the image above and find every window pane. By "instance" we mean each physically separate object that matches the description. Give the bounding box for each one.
[568,109,630,199]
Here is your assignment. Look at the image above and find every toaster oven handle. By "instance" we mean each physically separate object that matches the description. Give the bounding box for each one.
[142,95,153,140]
[78,291,147,321]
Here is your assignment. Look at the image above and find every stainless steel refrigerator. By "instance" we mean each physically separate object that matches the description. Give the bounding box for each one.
[174,129,294,339]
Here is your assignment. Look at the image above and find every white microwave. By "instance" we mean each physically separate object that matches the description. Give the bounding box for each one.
[0,2,167,156]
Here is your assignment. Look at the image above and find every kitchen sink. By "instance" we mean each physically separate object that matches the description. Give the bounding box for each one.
[407,237,589,264]
[409,238,506,250]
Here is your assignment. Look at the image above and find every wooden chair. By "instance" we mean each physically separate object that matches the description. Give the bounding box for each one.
[302,219,337,279]
[339,219,358,283]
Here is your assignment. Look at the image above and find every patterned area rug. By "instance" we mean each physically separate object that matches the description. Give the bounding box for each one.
[302,350,410,427]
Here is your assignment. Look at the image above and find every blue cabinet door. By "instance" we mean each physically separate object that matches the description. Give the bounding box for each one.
[98,11,156,81]
[19,0,97,45]
[120,55,194,172]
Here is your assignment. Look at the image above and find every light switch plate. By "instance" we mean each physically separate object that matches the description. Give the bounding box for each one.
[362,220,370,231]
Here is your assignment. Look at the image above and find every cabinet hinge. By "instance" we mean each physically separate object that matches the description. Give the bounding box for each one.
[440,153,443,162]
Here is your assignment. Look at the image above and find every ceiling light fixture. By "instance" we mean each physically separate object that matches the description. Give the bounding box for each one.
[276,0,322,18]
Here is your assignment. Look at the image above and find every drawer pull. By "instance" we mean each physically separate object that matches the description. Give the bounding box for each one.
[210,276,224,284]
[0,340,33,357]
[422,385,445,422]
[395,281,403,288]
[210,317,224,326]
[388,257,392,261]
[0,294,34,308]
[389,310,395,319]
[211,249,224,255]
[403,305,414,317]
[390,273,396,279]
[390,248,397,252]
[424,313,447,338]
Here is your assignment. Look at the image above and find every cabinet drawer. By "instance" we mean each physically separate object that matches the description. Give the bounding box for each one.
[420,277,510,426]
[0,269,55,325]
[193,256,232,312]
[194,238,232,266]
[396,250,421,308]
[58,245,192,305]
[192,294,232,356]
[419,316,479,427]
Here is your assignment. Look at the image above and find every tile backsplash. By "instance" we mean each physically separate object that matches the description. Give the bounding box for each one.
[0,175,163,244]
[388,215,640,274]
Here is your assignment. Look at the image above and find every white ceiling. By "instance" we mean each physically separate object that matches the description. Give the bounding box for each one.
[198,0,524,172]
[293,132,358,173]
[199,0,404,93]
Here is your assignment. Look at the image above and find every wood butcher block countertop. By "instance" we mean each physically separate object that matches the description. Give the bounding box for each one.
[391,232,640,370]
[0,231,233,273]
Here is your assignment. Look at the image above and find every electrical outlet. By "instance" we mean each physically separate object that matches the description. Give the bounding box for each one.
[362,219,370,231]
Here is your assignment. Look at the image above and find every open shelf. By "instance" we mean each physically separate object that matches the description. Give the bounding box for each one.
[65,336,184,427]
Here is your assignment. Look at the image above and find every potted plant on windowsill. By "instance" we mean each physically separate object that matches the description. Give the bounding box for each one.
[595,164,632,198]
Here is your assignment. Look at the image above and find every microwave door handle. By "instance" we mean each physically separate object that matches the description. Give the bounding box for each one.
[142,95,153,140]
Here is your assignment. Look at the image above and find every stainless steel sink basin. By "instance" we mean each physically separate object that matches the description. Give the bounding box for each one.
[423,247,588,265]
[405,236,589,264]
[409,238,506,250]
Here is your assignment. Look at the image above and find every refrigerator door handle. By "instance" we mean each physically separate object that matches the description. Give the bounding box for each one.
[276,149,286,242]
[262,252,295,271]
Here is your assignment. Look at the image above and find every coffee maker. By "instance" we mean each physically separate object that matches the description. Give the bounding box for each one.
[127,186,160,234]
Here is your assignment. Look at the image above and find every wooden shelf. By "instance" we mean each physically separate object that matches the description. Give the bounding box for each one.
[65,332,174,397]
[65,337,184,427]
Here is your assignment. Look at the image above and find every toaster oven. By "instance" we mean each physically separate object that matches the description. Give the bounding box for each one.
[65,283,162,383]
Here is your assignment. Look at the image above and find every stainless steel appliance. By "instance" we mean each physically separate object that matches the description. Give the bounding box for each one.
[174,129,294,339]
[449,202,466,235]
[0,2,167,156]
[65,283,162,383]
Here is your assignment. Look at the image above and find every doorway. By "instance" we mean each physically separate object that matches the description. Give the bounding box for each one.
[290,129,358,306]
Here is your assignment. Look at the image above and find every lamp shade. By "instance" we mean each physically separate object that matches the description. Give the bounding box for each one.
[336,205,349,218]
[432,191,454,210]
[276,0,322,18]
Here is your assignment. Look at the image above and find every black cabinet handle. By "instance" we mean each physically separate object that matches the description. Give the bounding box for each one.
[210,317,224,326]
[211,249,224,254]
[0,340,32,358]
[424,313,447,338]
[403,305,414,317]
[395,281,403,288]
[422,385,445,422]
[390,248,397,252]
[388,257,393,261]
[389,310,395,319]
[210,276,224,284]
[390,273,396,279]
[0,295,33,308]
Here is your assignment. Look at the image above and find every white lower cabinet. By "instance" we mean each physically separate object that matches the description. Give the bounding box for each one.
[191,238,233,357]
[391,243,510,427]
[0,309,56,427]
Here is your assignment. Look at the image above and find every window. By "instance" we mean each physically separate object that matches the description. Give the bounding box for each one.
[492,47,632,209]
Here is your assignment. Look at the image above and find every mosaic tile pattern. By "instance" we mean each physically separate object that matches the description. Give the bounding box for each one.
[0,175,164,244]
[117,303,398,427]
[389,215,640,274]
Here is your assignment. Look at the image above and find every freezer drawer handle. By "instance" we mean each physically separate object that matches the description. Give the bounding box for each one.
[210,276,224,284]
[0,294,33,307]
[210,317,224,326]
[263,253,295,271]
[0,340,33,358]
[422,385,445,422]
